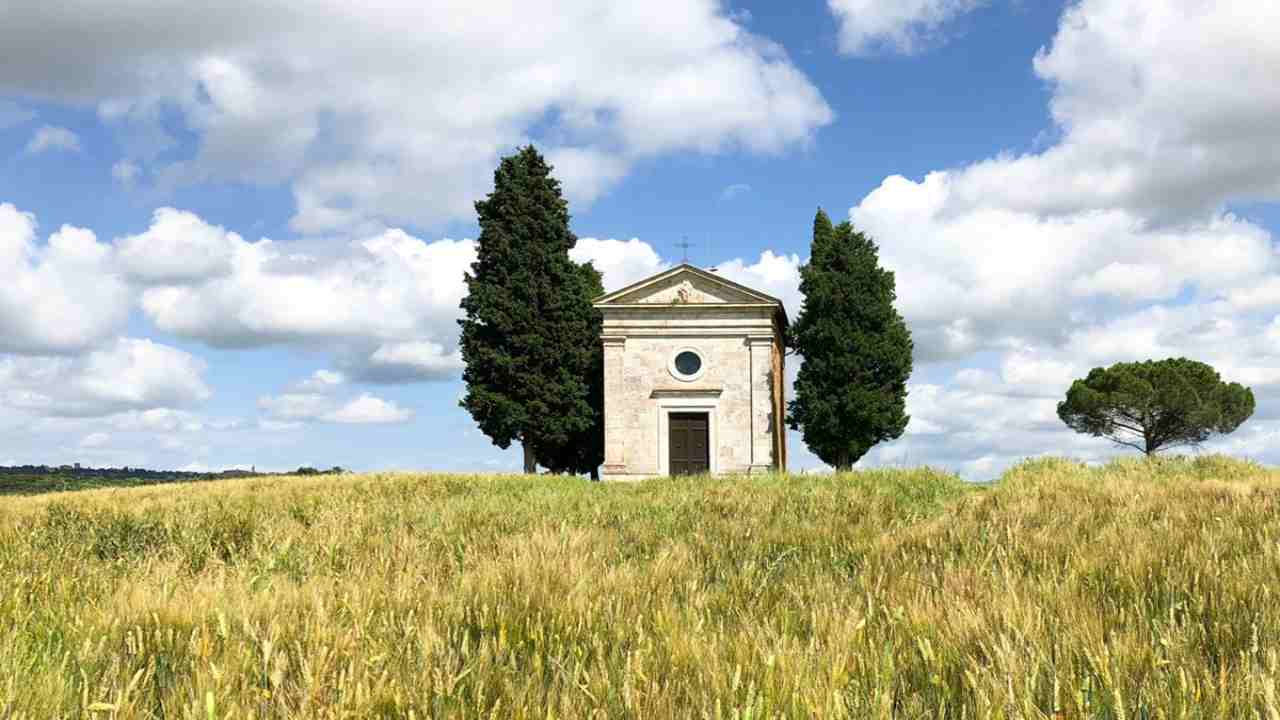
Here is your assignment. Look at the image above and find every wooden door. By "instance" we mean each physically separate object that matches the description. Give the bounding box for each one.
[669,412,709,476]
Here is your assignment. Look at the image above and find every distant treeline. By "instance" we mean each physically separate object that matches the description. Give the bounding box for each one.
[0,464,261,481]
[0,464,348,496]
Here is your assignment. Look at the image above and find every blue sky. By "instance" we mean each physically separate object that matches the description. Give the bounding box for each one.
[2,0,1278,477]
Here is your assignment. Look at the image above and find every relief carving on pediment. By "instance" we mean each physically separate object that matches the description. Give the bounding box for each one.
[611,271,759,305]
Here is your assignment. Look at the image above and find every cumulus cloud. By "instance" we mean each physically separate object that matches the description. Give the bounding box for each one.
[134,218,476,381]
[323,394,413,424]
[837,0,1280,368]
[25,125,81,154]
[835,0,1280,474]
[0,338,211,418]
[0,203,228,465]
[571,238,669,292]
[359,342,462,383]
[51,204,755,389]
[570,236,804,318]
[851,174,1277,361]
[106,408,229,433]
[293,369,346,393]
[0,1,832,231]
[950,0,1280,220]
[828,0,988,55]
[715,250,805,318]
[259,389,412,424]
[130,213,805,387]
[0,203,130,355]
[257,393,331,422]
[865,301,1280,477]
[117,208,241,284]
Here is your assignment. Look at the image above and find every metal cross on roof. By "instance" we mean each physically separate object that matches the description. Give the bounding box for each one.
[676,236,693,264]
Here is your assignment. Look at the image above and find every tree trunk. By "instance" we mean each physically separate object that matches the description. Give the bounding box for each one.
[836,450,851,474]
[522,442,537,475]
[590,466,600,482]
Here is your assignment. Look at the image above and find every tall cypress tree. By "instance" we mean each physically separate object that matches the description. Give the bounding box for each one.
[788,208,913,471]
[458,146,602,475]
[533,261,605,479]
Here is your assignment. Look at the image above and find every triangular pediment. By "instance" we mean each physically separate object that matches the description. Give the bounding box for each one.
[596,264,782,308]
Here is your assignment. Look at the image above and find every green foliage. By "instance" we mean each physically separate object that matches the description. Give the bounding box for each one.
[1057,357,1255,455]
[787,209,914,470]
[458,146,604,475]
[532,260,606,479]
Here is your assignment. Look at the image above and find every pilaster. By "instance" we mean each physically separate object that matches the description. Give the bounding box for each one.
[601,336,628,476]
[747,335,776,472]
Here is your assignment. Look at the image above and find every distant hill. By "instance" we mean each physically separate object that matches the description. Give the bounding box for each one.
[0,463,347,496]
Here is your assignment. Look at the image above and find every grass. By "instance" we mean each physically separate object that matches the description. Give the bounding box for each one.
[1,455,1279,718]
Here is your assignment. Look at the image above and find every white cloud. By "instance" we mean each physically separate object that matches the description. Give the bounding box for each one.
[117,208,240,284]
[109,209,719,385]
[6,0,1280,477]
[828,0,1280,474]
[0,203,130,355]
[863,296,1280,477]
[828,0,987,55]
[0,1,832,231]
[258,389,413,425]
[827,2,1280,362]
[715,250,804,319]
[571,237,803,320]
[25,125,81,154]
[106,408,217,433]
[951,0,1280,220]
[294,369,346,393]
[360,342,462,383]
[543,148,632,209]
[258,419,302,432]
[0,338,211,418]
[136,217,477,380]
[571,238,669,292]
[322,393,413,424]
[720,183,752,200]
[257,393,330,422]
[851,174,1277,361]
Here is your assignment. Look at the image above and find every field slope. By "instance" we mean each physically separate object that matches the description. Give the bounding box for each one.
[2,456,1280,718]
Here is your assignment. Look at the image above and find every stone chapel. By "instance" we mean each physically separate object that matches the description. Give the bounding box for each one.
[594,264,788,480]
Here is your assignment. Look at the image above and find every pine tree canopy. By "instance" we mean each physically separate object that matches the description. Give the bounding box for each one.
[787,208,913,471]
[1057,358,1255,456]
[458,146,604,475]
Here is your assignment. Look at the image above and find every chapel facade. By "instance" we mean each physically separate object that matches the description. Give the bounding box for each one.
[594,264,788,480]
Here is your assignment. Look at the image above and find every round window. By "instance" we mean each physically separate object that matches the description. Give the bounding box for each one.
[674,351,702,377]
[669,348,706,382]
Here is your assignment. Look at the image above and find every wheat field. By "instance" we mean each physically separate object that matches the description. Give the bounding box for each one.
[2,456,1279,718]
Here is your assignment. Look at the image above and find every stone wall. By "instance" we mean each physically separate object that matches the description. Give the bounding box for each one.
[599,303,784,480]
